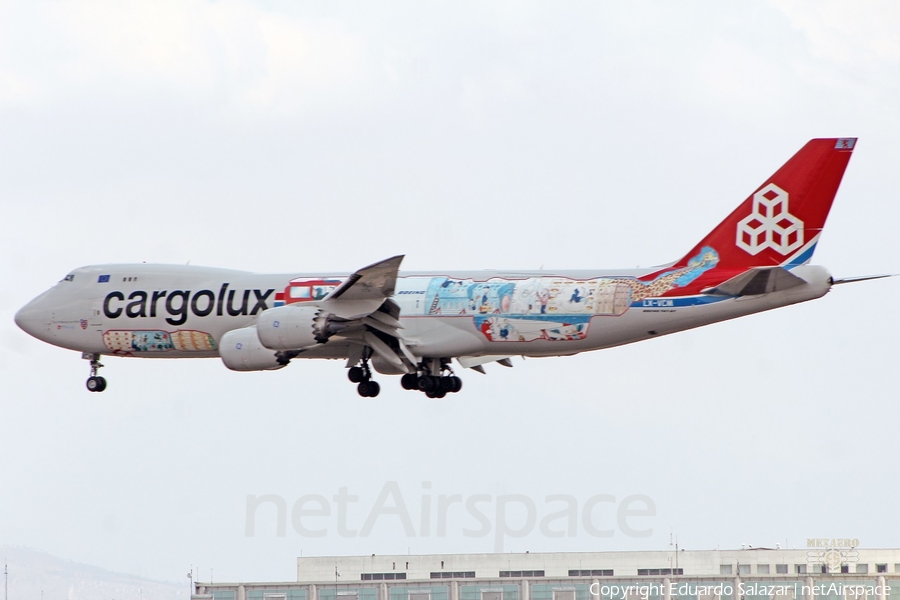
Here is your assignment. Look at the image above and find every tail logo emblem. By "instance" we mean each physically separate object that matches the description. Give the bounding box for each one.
[736,183,804,255]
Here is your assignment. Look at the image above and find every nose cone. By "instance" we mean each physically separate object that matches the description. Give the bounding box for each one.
[15,294,52,341]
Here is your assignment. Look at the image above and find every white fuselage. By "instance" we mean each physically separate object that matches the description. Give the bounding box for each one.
[15,262,833,362]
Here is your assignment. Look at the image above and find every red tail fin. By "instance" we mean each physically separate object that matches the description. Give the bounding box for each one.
[673,138,856,271]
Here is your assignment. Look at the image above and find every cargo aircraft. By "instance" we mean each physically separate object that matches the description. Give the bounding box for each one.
[15,138,886,397]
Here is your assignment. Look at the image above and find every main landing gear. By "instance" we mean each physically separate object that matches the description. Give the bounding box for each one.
[400,359,462,398]
[84,353,107,393]
[347,357,463,398]
[348,359,380,398]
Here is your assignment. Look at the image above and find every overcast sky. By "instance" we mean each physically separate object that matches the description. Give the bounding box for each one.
[2,0,900,589]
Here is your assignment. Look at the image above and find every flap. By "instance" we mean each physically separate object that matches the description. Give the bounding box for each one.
[457,355,514,369]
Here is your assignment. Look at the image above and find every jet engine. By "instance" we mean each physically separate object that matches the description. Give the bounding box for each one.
[256,304,346,350]
[219,326,285,372]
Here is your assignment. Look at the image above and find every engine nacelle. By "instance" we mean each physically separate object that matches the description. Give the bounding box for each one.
[257,304,327,350]
[220,326,285,372]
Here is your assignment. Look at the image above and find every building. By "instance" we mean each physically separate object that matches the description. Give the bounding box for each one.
[194,548,900,600]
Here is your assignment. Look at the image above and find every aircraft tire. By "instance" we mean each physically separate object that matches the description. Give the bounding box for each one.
[434,389,446,399]
[367,381,380,397]
[417,376,436,392]
[86,376,107,392]
[348,366,365,383]
[440,376,455,391]
[450,376,462,393]
[401,373,418,390]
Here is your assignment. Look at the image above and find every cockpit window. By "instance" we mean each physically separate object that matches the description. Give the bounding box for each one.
[62,274,75,282]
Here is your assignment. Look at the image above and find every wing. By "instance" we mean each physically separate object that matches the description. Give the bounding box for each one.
[327,255,404,301]
[320,255,414,371]
[320,255,405,320]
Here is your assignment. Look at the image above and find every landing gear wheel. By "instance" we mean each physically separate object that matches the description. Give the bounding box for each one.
[86,376,107,393]
[358,380,380,398]
[417,375,438,392]
[400,373,418,390]
[348,366,365,383]
[412,359,463,396]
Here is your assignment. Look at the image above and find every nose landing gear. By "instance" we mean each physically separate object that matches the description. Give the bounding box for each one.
[83,353,107,392]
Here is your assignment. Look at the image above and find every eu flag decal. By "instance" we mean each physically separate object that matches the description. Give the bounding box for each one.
[98,275,110,283]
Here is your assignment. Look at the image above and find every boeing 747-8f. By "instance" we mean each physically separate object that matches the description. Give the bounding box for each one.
[15,138,884,397]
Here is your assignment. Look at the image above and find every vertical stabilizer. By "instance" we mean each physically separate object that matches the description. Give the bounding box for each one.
[673,138,856,271]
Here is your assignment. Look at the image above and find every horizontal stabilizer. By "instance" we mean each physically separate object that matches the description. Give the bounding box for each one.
[703,266,807,296]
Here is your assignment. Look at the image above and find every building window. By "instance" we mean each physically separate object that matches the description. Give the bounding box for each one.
[499,571,544,578]
[776,564,788,574]
[720,565,733,575]
[757,565,770,575]
[877,564,888,573]
[430,572,475,579]
[856,564,868,574]
[361,573,406,581]
[568,570,614,577]
[554,591,576,600]
[637,568,682,576]
[841,566,849,574]
[795,565,807,574]
[482,592,502,600]
[895,564,900,573]
[738,565,751,575]
[820,565,828,574]
[410,594,430,600]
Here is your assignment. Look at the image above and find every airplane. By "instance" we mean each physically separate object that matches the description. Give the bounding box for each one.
[15,137,887,398]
